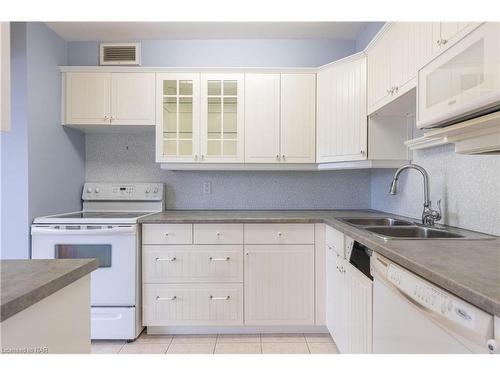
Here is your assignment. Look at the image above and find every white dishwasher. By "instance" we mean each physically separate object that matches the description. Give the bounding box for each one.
[371,252,496,354]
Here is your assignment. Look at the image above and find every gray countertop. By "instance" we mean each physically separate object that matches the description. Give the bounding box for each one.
[140,210,500,316]
[1,259,99,322]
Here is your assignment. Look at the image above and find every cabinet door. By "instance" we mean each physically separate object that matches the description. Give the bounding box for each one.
[333,256,348,353]
[201,74,244,163]
[326,244,343,337]
[439,22,476,47]
[111,73,155,125]
[317,56,367,162]
[280,74,316,163]
[156,73,200,162]
[345,262,373,354]
[244,244,314,325]
[367,30,391,114]
[389,23,415,95]
[244,74,281,163]
[66,72,111,125]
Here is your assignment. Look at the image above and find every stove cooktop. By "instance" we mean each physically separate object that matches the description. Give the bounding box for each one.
[33,211,156,224]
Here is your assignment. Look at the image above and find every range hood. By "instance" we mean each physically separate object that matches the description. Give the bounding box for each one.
[406,110,500,154]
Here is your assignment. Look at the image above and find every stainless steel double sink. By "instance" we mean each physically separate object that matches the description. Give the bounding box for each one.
[339,217,467,240]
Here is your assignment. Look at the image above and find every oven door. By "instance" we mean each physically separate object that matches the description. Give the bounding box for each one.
[31,224,137,307]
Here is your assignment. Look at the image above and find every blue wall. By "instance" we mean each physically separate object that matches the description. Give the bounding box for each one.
[68,39,356,67]
[355,22,385,51]
[0,23,30,258]
[0,23,85,259]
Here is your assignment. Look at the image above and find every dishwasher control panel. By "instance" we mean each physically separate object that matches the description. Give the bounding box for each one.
[387,264,477,329]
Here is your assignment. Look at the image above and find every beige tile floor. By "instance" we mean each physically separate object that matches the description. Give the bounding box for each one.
[91,332,339,354]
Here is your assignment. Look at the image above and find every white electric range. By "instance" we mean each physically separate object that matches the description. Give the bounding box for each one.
[31,182,164,341]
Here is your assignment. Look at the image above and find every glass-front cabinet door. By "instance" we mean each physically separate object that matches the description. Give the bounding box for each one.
[156,73,200,162]
[200,74,244,162]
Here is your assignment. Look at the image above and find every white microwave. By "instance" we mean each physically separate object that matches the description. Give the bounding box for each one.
[417,22,500,129]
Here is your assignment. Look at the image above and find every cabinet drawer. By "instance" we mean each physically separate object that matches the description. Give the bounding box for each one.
[143,283,243,326]
[142,224,192,245]
[326,225,344,257]
[194,224,243,244]
[244,224,315,244]
[143,245,243,283]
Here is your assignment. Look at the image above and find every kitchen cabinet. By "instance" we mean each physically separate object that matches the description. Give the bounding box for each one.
[110,73,155,125]
[156,73,200,162]
[244,73,281,163]
[244,244,315,325]
[317,53,367,162]
[280,74,316,163]
[65,72,155,125]
[325,225,372,354]
[142,222,317,329]
[66,72,111,125]
[367,22,480,115]
[200,73,245,163]
[245,73,316,164]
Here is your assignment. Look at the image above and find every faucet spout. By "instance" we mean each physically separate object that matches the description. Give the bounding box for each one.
[391,164,431,207]
[388,164,441,226]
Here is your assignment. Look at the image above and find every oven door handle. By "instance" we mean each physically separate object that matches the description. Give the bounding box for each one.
[31,226,136,235]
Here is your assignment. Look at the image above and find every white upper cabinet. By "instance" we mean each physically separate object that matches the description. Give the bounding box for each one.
[200,74,245,163]
[65,72,155,125]
[111,73,155,125]
[66,72,111,125]
[367,22,481,115]
[280,74,316,163]
[244,74,281,163]
[317,54,367,162]
[156,73,200,162]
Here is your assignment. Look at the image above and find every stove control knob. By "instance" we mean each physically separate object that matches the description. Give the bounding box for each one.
[86,187,93,193]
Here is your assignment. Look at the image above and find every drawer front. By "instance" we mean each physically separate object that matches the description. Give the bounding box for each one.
[194,224,243,244]
[143,224,192,245]
[143,283,243,326]
[143,245,243,283]
[244,224,315,244]
[325,225,344,257]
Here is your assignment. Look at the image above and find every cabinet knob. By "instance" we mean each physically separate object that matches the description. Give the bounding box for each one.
[201,155,205,160]
[360,150,365,155]
[165,232,169,236]
[104,115,109,120]
[281,155,286,160]
[277,232,283,237]
[276,154,280,160]
[194,154,198,161]
[216,232,221,236]
[110,116,115,121]
[441,39,448,46]
[245,252,250,256]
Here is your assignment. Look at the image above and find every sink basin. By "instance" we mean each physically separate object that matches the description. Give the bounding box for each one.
[365,226,465,240]
[341,217,413,226]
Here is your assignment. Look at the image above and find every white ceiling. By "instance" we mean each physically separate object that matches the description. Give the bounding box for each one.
[45,22,368,42]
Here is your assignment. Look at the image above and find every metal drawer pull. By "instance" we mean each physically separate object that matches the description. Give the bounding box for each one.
[209,256,230,261]
[156,296,176,301]
[210,295,230,300]
[156,257,176,262]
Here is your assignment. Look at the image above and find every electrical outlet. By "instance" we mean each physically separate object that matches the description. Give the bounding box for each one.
[203,182,211,194]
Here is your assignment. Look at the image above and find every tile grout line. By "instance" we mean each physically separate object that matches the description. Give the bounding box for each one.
[303,334,311,354]
[164,336,173,354]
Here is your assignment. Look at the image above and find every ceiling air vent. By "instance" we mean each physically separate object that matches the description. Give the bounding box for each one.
[100,43,141,66]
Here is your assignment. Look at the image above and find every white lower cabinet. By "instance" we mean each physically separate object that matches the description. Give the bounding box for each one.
[143,283,243,326]
[143,245,243,283]
[244,244,315,325]
[326,230,373,354]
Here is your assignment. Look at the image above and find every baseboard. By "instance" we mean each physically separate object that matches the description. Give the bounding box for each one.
[146,325,328,335]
